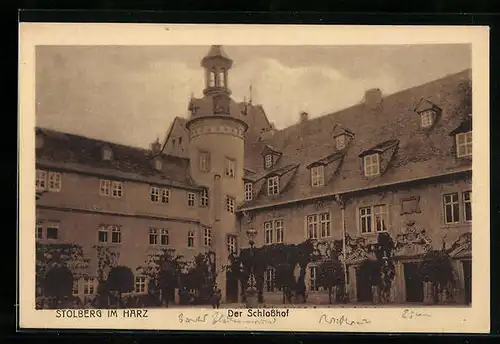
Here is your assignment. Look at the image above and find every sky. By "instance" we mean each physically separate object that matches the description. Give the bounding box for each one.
[36,44,471,149]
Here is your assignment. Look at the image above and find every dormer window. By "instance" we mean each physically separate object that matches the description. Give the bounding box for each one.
[335,134,346,150]
[456,131,472,158]
[311,165,325,187]
[363,153,380,177]
[267,176,280,195]
[414,98,441,129]
[265,154,273,168]
[154,159,162,171]
[102,147,113,161]
[420,110,435,128]
[244,182,253,201]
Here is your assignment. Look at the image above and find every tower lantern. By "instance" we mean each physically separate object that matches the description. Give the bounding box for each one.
[201,45,233,95]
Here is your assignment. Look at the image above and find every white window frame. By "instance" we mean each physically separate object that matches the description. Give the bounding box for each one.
[227,235,237,255]
[359,206,373,234]
[134,276,147,294]
[98,225,109,243]
[264,221,273,244]
[48,172,62,192]
[456,131,472,158]
[187,192,196,207]
[187,231,195,248]
[264,267,276,292]
[46,223,59,240]
[36,169,47,191]
[420,110,434,128]
[306,214,319,239]
[320,212,331,238]
[364,153,380,177]
[111,181,123,198]
[463,190,472,222]
[111,225,121,243]
[244,183,253,201]
[199,151,210,172]
[275,219,284,243]
[444,193,460,224]
[155,159,163,171]
[161,189,170,204]
[225,158,236,178]
[219,69,226,87]
[373,205,388,232]
[209,70,216,87]
[103,147,113,161]
[311,165,325,187]
[204,227,212,247]
[72,279,79,295]
[150,186,160,202]
[200,189,209,207]
[160,229,169,246]
[225,196,235,213]
[100,179,111,196]
[149,228,158,245]
[83,277,95,295]
[309,266,319,291]
[335,134,346,150]
[36,222,43,240]
[267,176,280,195]
[265,154,273,168]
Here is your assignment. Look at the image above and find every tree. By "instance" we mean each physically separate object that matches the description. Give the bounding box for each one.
[93,245,120,308]
[43,266,73,308]
[184,252,217,304]
[418,249,455,304]
[137,248,185,307]
[317,258,344,304]
[107,266,134,307]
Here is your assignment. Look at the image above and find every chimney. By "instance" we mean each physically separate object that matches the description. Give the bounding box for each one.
[364,88,383,109]
[300,111,309,123]
[151,138,162,156]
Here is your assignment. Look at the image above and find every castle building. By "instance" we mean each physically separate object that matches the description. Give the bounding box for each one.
[35,46,472,305]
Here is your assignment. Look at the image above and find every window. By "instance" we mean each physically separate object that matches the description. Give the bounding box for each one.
[219,69,226,87]
[275,219,284,243]
[187,192,196,207]
[320,213,331,238]
[188,231,195,248]
[111,225,121,243]
[307,214,319,239]
[364,154,380,177]
[264,221,273,244]
[463,191,472,222]
[161,189,170,204]
[36,170,47,191]
[336,135,346,150]
[444,193,460,224]
[227,235,237,255]
[311,165,325,187]
[225,158,236,178]
[149,228,157,245]
[150,187,159,202]
[72,279,79,295]
[200,189,209,207]
[100,180,111,196]
[103,147,113,161]
[155,159,163,171]
[225,196,235,213]
[199,151,210,172]
[46,224,59,240]
[111,181,123,198]
[374,205,388,232]
[204,227,212,247]
[244,183,253,201]
[421,110,434,128]
[83,278,95,295]
[36,222,43,239]
[160,229,169,246]
[265,154,273,168]
[309,266,319,291]
[359,207,372,234]
[98,225,108,243]
[264,268,276,292]
[456,131,472,158]
[135,276,147,293]
[209,70,216,87]
[48,172,62,192]
[267,176,280,195]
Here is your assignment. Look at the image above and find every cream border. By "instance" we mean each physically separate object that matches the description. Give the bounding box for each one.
[18,23,490,333]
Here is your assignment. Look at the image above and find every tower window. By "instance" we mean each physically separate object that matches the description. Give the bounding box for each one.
[225,196,235,213]
[209,70,216,87]
[219,69,226,87]
[225,158,236,178]
[200,188,209,207]
[199,151,210,172]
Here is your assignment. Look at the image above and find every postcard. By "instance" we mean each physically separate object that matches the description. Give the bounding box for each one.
[18,23,490,333]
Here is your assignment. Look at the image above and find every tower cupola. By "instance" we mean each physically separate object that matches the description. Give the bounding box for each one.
[201,45,233,96]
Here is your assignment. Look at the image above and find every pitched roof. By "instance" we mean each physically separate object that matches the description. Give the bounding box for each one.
[240,69,473,210]
[36,128,199,189]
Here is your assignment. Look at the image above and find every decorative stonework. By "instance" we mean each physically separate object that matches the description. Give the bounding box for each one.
[400,196,421,215]
[449,232,472,258]
[190,125,244,139]
[394,221,432,257]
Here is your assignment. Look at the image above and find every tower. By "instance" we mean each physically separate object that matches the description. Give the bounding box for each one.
[185,46,248,302]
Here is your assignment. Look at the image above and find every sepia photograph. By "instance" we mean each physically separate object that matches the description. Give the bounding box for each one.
[19,24,490,332]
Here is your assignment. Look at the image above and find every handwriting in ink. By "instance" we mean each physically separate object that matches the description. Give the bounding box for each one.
[178,313,208,323]
[401,309,432,319]
[212,311,277,325]
[318,314,371,326]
